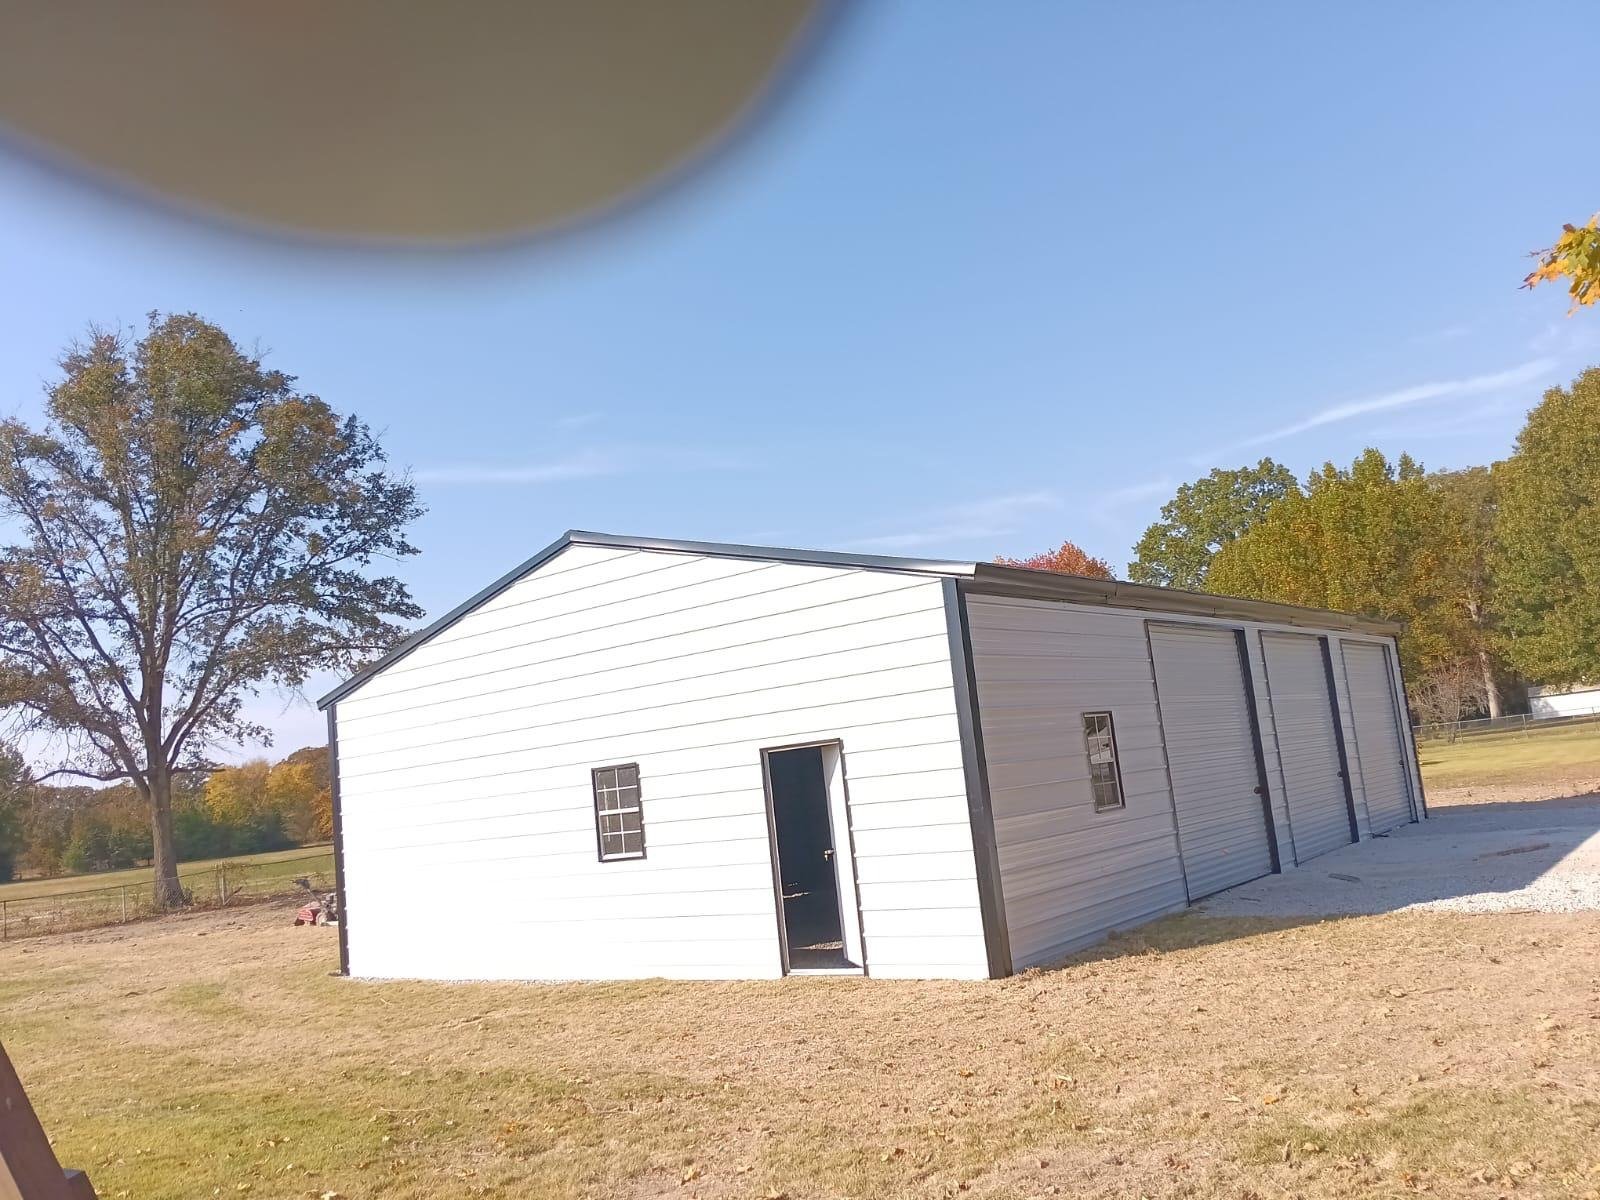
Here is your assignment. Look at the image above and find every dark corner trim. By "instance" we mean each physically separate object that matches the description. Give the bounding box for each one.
[944,579,1013,979]
[1318,635,1363,843]
[326,705,351,977]
[1232,629,1283,875]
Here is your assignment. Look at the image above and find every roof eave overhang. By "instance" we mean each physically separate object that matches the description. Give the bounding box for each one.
[317,531,1400,712]
[964,564,1404,638]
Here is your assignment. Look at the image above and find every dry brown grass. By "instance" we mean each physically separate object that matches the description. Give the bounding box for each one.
[4,901,1600,1199]
[1422,722,1600,808]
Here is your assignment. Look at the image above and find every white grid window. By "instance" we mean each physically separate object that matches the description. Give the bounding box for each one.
[592,763,645,861]
[1082,712,1125,812]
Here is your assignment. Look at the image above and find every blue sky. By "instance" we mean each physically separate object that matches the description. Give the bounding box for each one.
[1,2,1596,756]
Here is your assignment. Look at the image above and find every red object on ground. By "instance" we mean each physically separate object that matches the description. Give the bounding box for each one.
[294,902,322,926]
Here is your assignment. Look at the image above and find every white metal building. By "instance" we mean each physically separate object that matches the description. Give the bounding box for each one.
[1528,683,1600,719]
[320,531,1425,982]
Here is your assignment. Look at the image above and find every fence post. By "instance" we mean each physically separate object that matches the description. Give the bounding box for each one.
[120,887,127,923]
[218,866,227,905]
[2,900,7,941]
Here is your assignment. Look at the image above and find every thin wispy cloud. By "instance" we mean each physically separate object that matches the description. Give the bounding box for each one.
[841,490,1060,552]
[415,445,747,486]
[1086,476,1174,528]
[415,452,617,486]
[1364,393,1534,443]
[1095,477,1173,509]
[1528,319,1600,358]
[554,411,604,430]
[1412,323,1473,344]
[1200,358,1557,463]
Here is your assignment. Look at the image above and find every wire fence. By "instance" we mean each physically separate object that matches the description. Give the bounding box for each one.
[0,849,336,941]
[1413,709,1600,744]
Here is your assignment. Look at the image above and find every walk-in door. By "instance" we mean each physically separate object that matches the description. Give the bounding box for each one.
[762,742,864,972]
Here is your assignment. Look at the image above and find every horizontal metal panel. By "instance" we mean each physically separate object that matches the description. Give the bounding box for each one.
[1009,880,1189,969]
[851,820,976,859]
[852,849,980,886]
[860,905,986,939]
[855,933,990,969]
[342,569,940,713]
[991,807,1183,881]
[855,877,983,912]
[339,611,952,742]
[965,595,1187,968]
[341,688,961,795]
[335,549,986,982]
[340,712,965,818]
[341,659,959,775]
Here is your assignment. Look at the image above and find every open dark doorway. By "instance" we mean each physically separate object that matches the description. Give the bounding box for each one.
[764,743,861,971]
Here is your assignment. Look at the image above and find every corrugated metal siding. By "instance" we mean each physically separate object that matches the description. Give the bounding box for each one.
[1340,639,1415,835]
[1259,632,1354,862]
[1147,623,1276,899]
[1239,634,1294,863]
[1326,637,1373,838]
[334,544,986,981]
[965,597,1188,969]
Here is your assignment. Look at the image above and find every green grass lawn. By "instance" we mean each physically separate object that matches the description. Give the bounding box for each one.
[5,902,1599,1199]
[1418,720,1600,791]
[0,843,333,902]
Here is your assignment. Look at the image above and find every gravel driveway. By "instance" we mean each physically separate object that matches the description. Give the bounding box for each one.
[1199,793,1600,916]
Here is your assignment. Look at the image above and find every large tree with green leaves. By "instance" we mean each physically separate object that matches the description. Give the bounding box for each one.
[0,741,27,882]
[1430,466,1506,717]
[1128,459,1300,590]
[0,314,421,905]
[1491,368,1600,686]
[1206,450,1470,693]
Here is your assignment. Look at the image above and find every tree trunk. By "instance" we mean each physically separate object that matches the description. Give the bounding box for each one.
[145,767,185,909]
[1478,649,1503,720]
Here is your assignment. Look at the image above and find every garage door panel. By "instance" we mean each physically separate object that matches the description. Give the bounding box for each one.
[1260,632,1355,863]
[1341,640,1414,835]
[1148,623,1275,900]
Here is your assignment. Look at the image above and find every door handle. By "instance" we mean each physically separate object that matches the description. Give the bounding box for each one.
[822,848,835,862]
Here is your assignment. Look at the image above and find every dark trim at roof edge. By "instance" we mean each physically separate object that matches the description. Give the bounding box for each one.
[964,565,1403,638]
[318,530,1401,710]
[316,530,975,708]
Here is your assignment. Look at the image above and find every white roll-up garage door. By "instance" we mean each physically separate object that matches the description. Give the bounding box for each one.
[1341,640,1415,834]
[1260,632,1356,863]
[1148,623,1276,900]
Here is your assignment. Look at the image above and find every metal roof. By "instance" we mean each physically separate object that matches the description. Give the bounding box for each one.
[317,529,1401,709]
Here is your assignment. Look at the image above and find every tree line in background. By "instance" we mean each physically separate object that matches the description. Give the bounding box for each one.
[1001,366,1597,723]
[0,742,329,883]
[1117,367,1600,723]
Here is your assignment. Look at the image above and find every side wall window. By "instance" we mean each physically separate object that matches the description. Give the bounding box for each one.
[1082,712,1125,812]
[592,764,645,860]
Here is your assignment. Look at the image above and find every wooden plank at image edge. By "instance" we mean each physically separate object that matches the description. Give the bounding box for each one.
[0,1039,97,1200]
